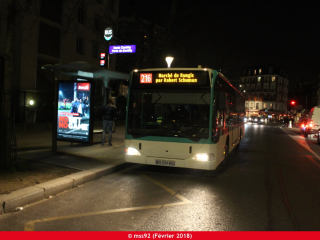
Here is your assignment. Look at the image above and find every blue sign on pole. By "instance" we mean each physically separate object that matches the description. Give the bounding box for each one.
[109,45,136,54]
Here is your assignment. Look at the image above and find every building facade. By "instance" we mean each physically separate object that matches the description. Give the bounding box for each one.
[239,66,289,119]
[0,0,121,123]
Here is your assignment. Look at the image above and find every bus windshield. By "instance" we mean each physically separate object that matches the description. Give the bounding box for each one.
[127,91,211,142]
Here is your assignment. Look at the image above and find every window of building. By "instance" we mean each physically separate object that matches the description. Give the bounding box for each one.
[257,77,261,82]
[251,85,255,92]
[38,22,61,58]
[264,94,267,101]
[40,0,62,24]
[270,94,274,101]
[259,69,262,74]
[78,7,85,24]
[251,78,255,83]
[92,43,99,58]
[246,102,249,108]
[257,85,261,91]
[270,83,275,92]
[251,94,254,100]
[257,94,260,100]
[250,102,253,108]
[246,78,249,83]
[256,103,259,109]
[246,85,250,91]
[76,37,85,54]
[254,70,256,75]
[272,76,276,82]
[270,103,273,109]
[264,84,268,92]
[264,76,269,82]
[94,16,101,32]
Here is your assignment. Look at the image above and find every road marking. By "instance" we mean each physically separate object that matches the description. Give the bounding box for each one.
[281,128,320,170]
[24,174,192,231]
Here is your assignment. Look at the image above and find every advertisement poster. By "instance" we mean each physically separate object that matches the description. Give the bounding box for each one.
[57,81,92,143]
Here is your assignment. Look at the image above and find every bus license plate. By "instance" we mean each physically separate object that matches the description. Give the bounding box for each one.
[155,160,175,166]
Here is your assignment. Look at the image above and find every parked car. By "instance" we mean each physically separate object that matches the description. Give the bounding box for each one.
[304,107,320,138]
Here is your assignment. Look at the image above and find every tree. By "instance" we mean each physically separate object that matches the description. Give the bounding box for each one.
[0,0,39,170]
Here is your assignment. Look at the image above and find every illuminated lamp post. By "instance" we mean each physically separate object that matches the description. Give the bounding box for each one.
[165,57,174,68]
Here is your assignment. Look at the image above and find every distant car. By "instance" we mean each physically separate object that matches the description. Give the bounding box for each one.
[304,107,320,138]
[300,118,308,134]
[251,116,259,124]
[257,117,266,124]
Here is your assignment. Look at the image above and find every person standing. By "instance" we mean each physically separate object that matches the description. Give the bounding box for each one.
[102,98,117,146]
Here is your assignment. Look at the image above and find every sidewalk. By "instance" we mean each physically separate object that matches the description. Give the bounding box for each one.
[0,122,131,215]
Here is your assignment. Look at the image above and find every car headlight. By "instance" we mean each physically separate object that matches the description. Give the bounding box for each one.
[125,147,141,156]
[193,153,215,161]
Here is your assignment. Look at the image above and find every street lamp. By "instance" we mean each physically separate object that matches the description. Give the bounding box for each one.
[165,57,174,68]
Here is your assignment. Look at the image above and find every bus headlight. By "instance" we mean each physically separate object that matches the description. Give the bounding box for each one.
[125,147,141,156]
[193,153,215,161]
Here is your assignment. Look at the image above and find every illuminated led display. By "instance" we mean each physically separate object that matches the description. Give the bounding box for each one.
[154,72,198,84]
[140,73,152,83]
[133,71,210,88]
[109,45,136,54]
[57,81,93,143]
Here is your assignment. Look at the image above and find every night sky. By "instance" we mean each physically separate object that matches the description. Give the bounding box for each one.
[119,0,320,85]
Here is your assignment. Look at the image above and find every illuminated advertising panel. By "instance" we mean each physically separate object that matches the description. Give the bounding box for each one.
[109,45,136,54]
[57,81,92,143]
[132,70,210,88]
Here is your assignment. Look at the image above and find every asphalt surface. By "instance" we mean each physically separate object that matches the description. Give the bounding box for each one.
[0,122,131,215]
[0,121,302,215]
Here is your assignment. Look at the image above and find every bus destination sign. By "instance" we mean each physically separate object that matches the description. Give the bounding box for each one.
[140,72,201,84]
[133,70,210,88]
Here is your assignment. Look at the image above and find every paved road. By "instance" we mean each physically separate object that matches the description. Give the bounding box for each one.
[1,123,320,231]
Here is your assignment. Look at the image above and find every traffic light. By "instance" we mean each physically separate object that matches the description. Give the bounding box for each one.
[290,100,296,105]
[100,53,106,67]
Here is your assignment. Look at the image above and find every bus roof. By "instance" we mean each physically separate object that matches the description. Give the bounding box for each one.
[131,68,215,72]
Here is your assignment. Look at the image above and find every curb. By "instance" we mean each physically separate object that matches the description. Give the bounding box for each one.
[0,162,133,215]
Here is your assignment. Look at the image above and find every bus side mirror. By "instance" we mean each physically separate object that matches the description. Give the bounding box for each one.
[217,92,227,110]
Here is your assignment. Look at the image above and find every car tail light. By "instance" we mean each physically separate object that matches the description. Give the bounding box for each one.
[301,124,305,127]
[309,123,313,128]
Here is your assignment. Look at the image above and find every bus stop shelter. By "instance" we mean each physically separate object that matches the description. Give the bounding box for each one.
[42,61,130,151]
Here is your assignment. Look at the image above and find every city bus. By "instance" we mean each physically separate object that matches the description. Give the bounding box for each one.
[125,68,245,170]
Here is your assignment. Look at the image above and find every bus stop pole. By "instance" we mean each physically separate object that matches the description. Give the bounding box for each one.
[52,79,58,153]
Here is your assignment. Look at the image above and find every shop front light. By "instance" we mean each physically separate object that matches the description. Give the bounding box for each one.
[125,147,141,156]
[193,153,215,161]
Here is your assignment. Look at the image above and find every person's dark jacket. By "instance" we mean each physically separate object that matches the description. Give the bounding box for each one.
[102,104,117,120]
